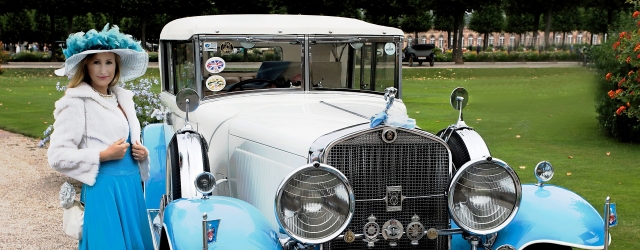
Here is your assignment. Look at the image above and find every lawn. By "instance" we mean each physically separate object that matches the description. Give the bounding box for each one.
[0,67,637,248]
[402,67,639,249]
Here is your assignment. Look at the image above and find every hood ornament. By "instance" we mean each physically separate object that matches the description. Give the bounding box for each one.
[384,87,397,111]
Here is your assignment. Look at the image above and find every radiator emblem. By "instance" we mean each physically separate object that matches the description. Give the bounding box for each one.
[382,219,404,247]
[363,215,380,247]
[386,186,403,211]
[381,127,398,143]
[406,214,426,245]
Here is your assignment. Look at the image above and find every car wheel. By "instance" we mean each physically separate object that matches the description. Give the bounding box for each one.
[430,59,434,67]
[408,55,414,67]
[167,134,182,199]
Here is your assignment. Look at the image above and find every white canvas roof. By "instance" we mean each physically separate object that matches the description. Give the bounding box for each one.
[160,14,404,40]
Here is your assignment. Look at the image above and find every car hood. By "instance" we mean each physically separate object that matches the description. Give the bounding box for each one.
[222,92,407,157]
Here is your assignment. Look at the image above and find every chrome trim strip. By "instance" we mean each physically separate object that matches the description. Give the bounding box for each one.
[334,228,464,241]
[303,35,310,91]
[319,101,369,119]
[355,193,445,202]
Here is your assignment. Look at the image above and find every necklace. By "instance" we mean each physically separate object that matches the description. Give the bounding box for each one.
[91,86,113,97]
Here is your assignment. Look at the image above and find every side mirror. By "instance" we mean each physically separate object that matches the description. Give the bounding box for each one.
[176,88,200,132]
[449,87,469,128]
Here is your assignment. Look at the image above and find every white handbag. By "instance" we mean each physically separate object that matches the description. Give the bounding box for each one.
[60,182,84,240]
[62,200,84,240]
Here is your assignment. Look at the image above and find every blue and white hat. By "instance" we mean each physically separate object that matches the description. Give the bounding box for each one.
[55,24,149,83]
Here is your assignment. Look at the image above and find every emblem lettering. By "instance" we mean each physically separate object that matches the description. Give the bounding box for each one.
[386,186,402,211]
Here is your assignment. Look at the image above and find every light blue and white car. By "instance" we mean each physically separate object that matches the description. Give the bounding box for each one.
[142,14,614,250]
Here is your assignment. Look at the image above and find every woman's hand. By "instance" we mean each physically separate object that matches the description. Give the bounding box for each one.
[99,138,130,162]
[131,141,148,161]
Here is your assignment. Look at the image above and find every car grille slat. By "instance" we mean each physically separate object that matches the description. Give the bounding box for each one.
[322,129,450,249]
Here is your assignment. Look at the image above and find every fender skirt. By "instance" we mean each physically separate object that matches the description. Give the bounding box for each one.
[492,184,608,250]
[164,196,282,250]
[142,123,168,210]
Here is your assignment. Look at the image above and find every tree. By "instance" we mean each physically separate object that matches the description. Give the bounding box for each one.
[468,4,505,50]
[504,11,534,47]
[550,7,580,46]
[398,2,434,46]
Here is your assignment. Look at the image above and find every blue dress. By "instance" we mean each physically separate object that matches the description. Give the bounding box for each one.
[80,135,153,250]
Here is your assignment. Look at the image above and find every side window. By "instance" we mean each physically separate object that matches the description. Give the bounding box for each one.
[162,42,175,94]
[174,42,196,93]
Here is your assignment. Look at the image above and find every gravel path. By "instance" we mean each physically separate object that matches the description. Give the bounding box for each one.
[0,129,78,249]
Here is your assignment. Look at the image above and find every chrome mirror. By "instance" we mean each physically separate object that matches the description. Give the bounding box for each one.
[449,87,469,127]
[176,88,200,132]
[534,161,554,186]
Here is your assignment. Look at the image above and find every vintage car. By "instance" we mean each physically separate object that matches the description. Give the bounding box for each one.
[142,15,614,250]
[402,43,436,67]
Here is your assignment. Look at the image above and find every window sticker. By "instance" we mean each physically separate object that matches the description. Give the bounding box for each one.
[203,42,217,52]
[384,43,396,55]
[205,57,226,74]
[220,41,234,55]
[206,75,226,92]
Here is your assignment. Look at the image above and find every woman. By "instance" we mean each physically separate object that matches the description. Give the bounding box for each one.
[48,24,153,249]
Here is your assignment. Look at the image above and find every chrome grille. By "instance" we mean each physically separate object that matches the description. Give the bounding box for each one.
[322,128,450,249]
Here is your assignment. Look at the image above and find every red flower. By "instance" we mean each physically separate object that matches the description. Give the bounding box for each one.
[606,72,613,81]
[616,106,627,115]
[637,21,640,26]
[637,54,640,59]
[616,89,624,95]
[627,56,632,63]
[635,11,640,18]
[614,41,621,50]
[620,32,627,39]
[608,90,616,99]
[629,71,634,76]
[616,55,620,59]
[619,78,627,87]
[627,102,631,107]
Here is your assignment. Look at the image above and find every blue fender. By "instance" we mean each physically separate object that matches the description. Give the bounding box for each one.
[164,196,283,250]
[493,184,606,249]
[142,123,168,210]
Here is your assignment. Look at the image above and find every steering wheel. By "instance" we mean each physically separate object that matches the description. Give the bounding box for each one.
[225,78,278,92]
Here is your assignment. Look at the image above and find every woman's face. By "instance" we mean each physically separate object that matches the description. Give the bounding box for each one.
[87,52,116,88]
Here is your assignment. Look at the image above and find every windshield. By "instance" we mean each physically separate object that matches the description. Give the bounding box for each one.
[310,39,399,92]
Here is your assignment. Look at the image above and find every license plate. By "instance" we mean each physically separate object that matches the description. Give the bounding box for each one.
[418,57,426,60]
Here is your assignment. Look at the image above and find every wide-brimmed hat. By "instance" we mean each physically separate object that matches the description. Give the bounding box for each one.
[55,24,148,83]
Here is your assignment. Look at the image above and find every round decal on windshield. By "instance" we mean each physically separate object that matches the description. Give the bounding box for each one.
[220,41,234,55]
[206,75,226,92]
[384,43,396,55]
[205,57,226,74]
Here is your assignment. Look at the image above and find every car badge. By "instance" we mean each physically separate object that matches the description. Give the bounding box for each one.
[220,41,234,55]
[406,215,426,245]
[362,215,379,247]
[344,230,355,243]
[205,57,226,74]
[385,186,403,212]
[426,228,438,240]
[202,214,220,247]
[206,75,226,92]
[381,219,404,247]
[381,127,397,143]
[607,203,618,227]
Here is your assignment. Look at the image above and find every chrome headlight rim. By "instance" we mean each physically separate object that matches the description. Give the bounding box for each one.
[448,157,522,235]
[274,162,355,244]
[194,172,216,195]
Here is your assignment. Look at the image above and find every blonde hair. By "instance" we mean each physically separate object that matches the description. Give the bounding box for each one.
[67,52,122,89]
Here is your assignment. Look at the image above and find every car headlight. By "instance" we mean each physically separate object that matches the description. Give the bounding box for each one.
[448,157,521,235]
[275,162,355,244]
[194,172,216,194]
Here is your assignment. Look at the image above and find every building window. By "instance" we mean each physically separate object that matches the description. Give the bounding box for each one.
[593,34,598,44]
[499,34,505,46]
[578,34,583,44]
[407,36,413,46]
[429,36,435,44]
[526,35,530,46]
[422,36,427,44]
[489,36,494,46]
[554,33,561,44]
[438,35,444,48]
[478,37,483,47]
[469,36,474,46]
[567,34,573,44]
[509,35,515,47]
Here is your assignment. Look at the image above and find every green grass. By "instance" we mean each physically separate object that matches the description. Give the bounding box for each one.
[402,67,640,249]
[1,67,638,248]
[0,68,160,138]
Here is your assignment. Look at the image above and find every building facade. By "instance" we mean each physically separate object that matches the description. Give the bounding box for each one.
[404,28,603,50]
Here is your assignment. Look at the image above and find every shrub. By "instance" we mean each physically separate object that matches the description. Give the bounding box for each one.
[524,51,539,61]
[556,51,571,61]
[463,52,477,62]
[494,51,508,62]
[507,52,521,62]
[476,52,490,62]
[435,51,451,62]
[148,52,158,62]
[591,7,640,142]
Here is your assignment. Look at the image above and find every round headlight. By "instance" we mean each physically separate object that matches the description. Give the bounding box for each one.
[194,172,216,194]
[448,157,521,235]
[534,161,554,183]
[275,162,355,244]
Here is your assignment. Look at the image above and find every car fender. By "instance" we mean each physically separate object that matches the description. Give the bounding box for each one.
[492,184,607,249]
[143,123,168,210]
[164,196,282,250]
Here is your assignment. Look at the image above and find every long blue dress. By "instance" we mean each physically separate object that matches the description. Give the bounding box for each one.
[80,135,153,250]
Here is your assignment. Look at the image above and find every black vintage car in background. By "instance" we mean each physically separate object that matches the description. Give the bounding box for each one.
[403,43,436,67]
